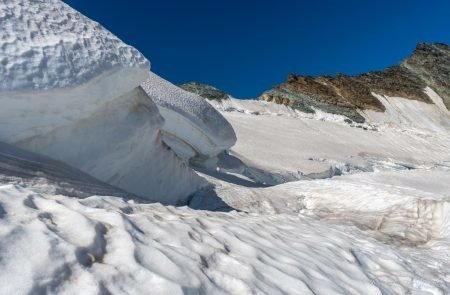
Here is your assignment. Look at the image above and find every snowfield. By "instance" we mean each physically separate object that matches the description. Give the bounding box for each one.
[0,93,449,294]
[0,159,449,294]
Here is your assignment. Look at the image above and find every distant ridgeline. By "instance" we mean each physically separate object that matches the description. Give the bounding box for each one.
[259,43,450,123]
[179,82,230,101]
[181,43,449,124]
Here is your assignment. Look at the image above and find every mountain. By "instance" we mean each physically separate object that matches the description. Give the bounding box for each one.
[259,43,450,123]
[179,81,230,101]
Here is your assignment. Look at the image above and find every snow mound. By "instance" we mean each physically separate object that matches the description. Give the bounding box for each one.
[0,0,149,143]
[0,0,148,92]
[15,87,206,204]
[0,0,205,204]
[141,72,237,167]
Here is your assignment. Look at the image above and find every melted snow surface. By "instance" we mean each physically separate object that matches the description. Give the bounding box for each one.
[0,0,148,91]
[141,72,237,159]
[0,0,150,143]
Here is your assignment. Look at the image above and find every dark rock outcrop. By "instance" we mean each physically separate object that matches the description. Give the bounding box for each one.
[179,82,229,101]
[260,42,450,123]
[402,43,450,109]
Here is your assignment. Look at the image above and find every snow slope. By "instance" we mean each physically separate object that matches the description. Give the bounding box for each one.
[363,88,450,133]
[0,0,205,204]
[141,72,237,167]
[207,94,450,184]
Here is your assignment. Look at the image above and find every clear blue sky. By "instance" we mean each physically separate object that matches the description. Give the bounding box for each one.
[64,0,450,98]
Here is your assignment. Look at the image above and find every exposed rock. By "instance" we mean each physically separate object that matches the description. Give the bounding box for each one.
[260,42,449,123]
[179,81,230,101]
[402,43,450,109]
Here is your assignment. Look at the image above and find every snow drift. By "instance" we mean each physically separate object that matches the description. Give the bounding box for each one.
[141,72,237,168]
[0,0,205,204]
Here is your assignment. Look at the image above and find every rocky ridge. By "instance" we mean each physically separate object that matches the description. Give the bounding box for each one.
[179,81,230,101]
[259,42,450,123]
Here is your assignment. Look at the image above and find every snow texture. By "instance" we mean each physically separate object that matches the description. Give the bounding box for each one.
[0,0,150,143]
[0,164,449,294]
[0,0,149,92]
[141,72,237,161]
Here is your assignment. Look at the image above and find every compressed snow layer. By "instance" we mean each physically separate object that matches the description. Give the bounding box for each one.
[0,67,149,143]
[15,87,205,204]
[141,72,237,158]
[0,0,149,91]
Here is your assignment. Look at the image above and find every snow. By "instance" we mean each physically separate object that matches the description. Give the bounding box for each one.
[141,72,237,164]
[0,0,149,143]
[0,0,449,293]
[0,164,449,293]
[0,141,129,198]
[14,86,206,204]
[0,0,148,92]
[0,87,448,293]
[364,92,450,133]
[0,0,205,204]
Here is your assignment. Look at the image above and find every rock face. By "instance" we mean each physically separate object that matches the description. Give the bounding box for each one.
[402,43,450,110]
[260,43,450,123]
[179,82,230,101]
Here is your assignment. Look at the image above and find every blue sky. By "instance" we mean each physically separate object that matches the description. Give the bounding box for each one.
[64,0,450,98]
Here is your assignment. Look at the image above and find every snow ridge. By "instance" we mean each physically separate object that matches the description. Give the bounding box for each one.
[0,0,149,91]
[141,72,237,162]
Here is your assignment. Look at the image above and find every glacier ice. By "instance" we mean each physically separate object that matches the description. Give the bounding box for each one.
[141,72,237,168]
